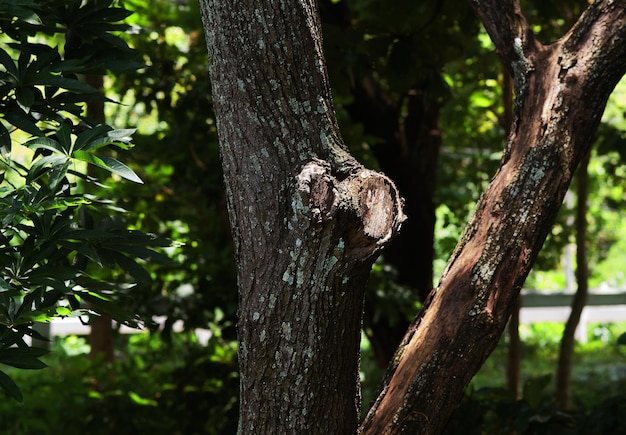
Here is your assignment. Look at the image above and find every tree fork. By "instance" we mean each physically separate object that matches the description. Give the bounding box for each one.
[360,1,626,433]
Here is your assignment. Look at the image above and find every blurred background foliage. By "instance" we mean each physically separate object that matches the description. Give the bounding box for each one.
[1,0,626,433]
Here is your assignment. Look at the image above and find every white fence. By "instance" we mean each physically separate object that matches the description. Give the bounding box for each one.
[520,289,626,342]
[32,290,626,345]
[31,316,213,347]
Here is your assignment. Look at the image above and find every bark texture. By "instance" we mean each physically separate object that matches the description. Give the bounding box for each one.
[198,1,404,433]
[360,1,626,433]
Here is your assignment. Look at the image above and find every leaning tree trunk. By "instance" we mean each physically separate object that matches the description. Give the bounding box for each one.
[199,1,404,433]
[360,1,626,434]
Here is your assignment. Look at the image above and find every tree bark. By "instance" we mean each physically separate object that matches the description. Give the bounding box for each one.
[198,0,626,433]
[556,152,590,410]
[198,1,404,433]
[360,1,626,433]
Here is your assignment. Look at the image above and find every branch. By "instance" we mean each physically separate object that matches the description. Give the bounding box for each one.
[296,159,406,260]
[561,0,626,94]
[467,0,541,76]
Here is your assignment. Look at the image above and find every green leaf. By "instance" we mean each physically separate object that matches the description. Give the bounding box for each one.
[73,124,110,151]
[4,110,43,137]
[618,332,626,346]
[26,45,60,76]
[77,127,135,152]
[106,128,135,143]
[26,155,68,184]
[55,306,71,316]
[72,151,143,183]
[76,291,140,328]
[40,77,98,93]
[0,370,23,402]
[112,252,152,282]
[129,391,158,407]
[48,158,71,192]
[24,136,64,154]
[15,87,35,112]
[56,122,73,154]
[0,48,18,79]
[0,347,48,370]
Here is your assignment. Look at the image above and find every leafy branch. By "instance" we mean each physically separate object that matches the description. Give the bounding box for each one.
[0,0,169,402]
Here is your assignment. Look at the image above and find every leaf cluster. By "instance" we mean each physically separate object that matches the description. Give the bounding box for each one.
[100,0,238,337]
[0,0,168,402]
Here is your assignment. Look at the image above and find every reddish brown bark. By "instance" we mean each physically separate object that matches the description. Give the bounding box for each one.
[360,1,626,433]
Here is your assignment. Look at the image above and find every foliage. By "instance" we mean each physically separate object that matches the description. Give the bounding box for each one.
[0,0,168,401]
[2,322,622,434]
[0,329,239,435]
[96,0,238,337]
[447,322,626,434]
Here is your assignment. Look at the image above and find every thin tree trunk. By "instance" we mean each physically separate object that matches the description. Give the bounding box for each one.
[355,80,442,367]
[555,152,590,409]
[85,73,115,363]
[507,295,521,399]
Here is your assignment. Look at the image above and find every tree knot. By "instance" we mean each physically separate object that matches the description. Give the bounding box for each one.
[296,159,337,223]
[296,159,406,260]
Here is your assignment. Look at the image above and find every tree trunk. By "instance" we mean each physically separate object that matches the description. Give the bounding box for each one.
[502,67,521,400]
[198,1,404,432]
[198,0,626,433]
[360,2,626,433]
[506,295,521,399]
[555,152,590,409]
[350,79,441,303]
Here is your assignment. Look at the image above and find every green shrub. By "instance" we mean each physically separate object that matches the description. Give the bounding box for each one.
[0,331,239,434]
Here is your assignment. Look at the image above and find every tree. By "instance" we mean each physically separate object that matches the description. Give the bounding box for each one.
[198,0,626,433]
[555,152,590,409]
[0,0,168,401]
